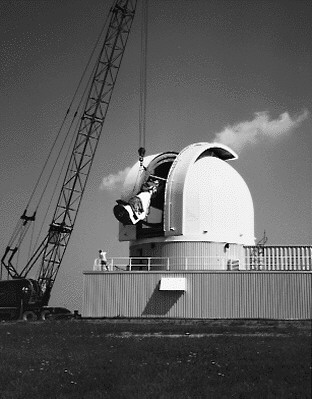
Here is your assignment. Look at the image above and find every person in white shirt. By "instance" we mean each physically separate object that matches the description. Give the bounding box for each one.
[99,249,108,271]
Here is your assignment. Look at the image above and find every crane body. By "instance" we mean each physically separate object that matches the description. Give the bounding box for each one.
[0,0,137,320]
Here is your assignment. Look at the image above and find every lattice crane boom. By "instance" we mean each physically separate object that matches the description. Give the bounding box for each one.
[1,0,137,306]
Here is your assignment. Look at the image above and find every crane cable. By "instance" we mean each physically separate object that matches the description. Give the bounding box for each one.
[24,3,114,215]
[138,0,148,167]
[28,7,115,257]
[6,3,115,263]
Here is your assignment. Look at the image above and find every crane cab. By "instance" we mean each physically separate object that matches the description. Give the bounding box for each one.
[0,278,41,320]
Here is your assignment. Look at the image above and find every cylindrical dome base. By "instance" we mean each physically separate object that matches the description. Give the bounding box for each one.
[129,239,246,271]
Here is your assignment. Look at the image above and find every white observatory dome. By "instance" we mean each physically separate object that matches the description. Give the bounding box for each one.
[116,142,254,248]
[164,143,254,245]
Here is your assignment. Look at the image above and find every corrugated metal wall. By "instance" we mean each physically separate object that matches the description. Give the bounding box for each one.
[82,271,311,320]
[244,246,312,270]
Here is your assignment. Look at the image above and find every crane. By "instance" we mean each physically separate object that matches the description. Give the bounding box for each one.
[0,0,137,320]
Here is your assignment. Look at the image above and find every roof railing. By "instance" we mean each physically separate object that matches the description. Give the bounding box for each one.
[92,255,312,272]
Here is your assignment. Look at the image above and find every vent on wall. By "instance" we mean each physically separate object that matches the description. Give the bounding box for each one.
[159,277,186,291]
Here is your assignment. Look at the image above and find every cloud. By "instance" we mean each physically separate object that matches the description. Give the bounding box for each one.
[214,109,309,152]
[100,167,131,191]
[100,110,309,190]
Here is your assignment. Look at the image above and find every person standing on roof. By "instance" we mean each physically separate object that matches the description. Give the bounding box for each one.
[99,249,108,271]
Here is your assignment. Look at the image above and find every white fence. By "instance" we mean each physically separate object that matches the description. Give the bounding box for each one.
[244,246,312,271]
[105,256,229,271]
[93,249,312,272]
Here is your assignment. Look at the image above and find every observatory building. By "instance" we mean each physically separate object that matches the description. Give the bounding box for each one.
[115,142,254,270]
[83,142,311,320]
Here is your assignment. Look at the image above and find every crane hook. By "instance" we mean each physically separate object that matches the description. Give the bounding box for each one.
[138,147,146,167]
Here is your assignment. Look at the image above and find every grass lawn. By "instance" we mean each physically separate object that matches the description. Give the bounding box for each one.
[0,319,311,398]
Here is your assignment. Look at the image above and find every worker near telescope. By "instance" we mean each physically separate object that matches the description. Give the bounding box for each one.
[99,250,108,271]
[93,250,109,271]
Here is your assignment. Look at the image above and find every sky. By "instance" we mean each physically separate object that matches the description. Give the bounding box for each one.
[0,0,311,312]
